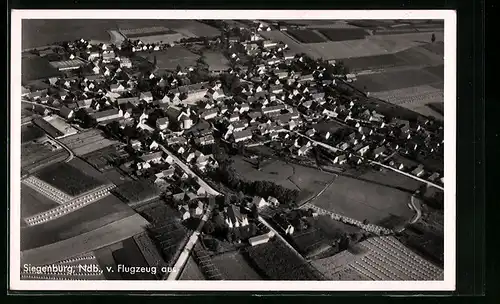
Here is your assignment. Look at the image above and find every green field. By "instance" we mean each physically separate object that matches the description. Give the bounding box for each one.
[21,183,59,219]
[232,156,334,202]
[21,194,134,251]
[310,175,414,228]
[211,251,263,280]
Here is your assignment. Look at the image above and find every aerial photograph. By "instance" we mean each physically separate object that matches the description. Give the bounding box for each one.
[18,18,445,282]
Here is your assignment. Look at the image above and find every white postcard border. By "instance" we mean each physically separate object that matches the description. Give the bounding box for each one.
[10,9,457,291]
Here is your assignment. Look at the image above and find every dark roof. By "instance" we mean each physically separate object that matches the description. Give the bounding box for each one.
[32,117,63,138]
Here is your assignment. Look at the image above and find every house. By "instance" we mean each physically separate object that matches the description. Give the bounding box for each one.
[267,196,279,207]
[297,144,312,156]
[130,139,142,150]
[247,111,262,122]
[225,205,249,228]
[411,165,425,177]
[229,112,240,122]
[179,205,191,221]
[262,40,278,49]
[194,201,204,216]
[91,108,122,122]
[117,96,140,106]
[58,106,74,120]
[249,233,273,246]
[139,91,153,103]
[139,151,163,164]
[200,108,218,120]
[273,214,294,235]
[156,117,169,131]
[428,172,440,182]
[357,145,371,156]
[110,83,126,93]
[269,84,283,94]
[305,128,316,137]
[102,51,116,62]
[333,154,347,165]
[252,196,269,208]
[373,146,386,159]
[120,57,132,68]
[261,104,285,116]
[194,134,215,146]
[232,129,253,143]
[75,98,94,110]
[32,105,51,116]
[228,120,248,132]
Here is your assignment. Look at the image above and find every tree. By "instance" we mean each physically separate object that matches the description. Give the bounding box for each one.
[431,33,436,43]
[202,220,215,234]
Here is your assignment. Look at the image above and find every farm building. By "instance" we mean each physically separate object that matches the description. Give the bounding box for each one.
[249,232,274,246]
[225,205,249,228]
[90,109,122,123]
[49,58,86,71]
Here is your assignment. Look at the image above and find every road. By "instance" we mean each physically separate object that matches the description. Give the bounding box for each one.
[22,100,59,111]
[46,133,74,163]
[408,194,423,225]
[257,215,306,261]
[166,204,214,281]
[158,144,220,196]
[293,131,444,191]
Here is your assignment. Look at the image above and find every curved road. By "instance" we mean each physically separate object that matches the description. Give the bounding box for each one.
[293,131,444,191]
[45,133,75,163]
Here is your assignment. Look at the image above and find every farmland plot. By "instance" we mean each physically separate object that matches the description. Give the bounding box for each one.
[245,239,323,280]
[310,175,414,228]
[21,213,148,266]
[287,30,327,43]
[354,69,442,93]
[179,256,206,280]
[211,251,262,280]
[34,162,103,196]
[21,183,59,219]
[21,194,135,251]
[317,28,369,41]
[21,142,67,172]
[60,130,117,157]
[21,124,45,143]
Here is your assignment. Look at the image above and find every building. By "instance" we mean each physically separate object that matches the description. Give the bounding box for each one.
[225,205,249,228]
[262,40,278,49]
[120,57,132,68]
[102,51,116,63]
[252,196,269,208]
[249,233,274,246]
[232,129,253,143]
[49,58,86,71]
[156,117,169,130]
[139,151,163,164]
[140,91,153,103]
[200,108,218,120]
[272,214,294,235]
[194,135,215,146]
[110,83,126,93]
[90,108,122,122]
[117,96,140,106]
[261,104,285,116]
[58,106,74,120]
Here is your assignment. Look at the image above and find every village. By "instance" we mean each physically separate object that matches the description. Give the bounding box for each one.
[20,19,445,281]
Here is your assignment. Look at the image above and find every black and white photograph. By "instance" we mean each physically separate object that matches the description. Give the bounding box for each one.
[10,10,456,291]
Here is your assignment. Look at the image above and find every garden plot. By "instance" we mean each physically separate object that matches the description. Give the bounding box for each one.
[211,251,263,280]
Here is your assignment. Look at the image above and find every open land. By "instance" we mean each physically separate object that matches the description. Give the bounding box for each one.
[21,194,135,250]
[21,124,46,143]
[21,183,60,219]
[310,175,414,228]
[232,155,334,202]
[34,162,104,196]
[211,250,263,280]
[260,31,444,60]
[179,256,206,280]
[59,129,118,157]
[137,46,200,71]
[22,19,220,49]
[21,213,148,266]
[203,51,230,72]
[21,141,68,173]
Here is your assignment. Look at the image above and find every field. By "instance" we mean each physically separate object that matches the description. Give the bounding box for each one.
[354,68,443,93]
[22,19,220,49]
[112,180,161,207]
[22,56,61,84]
[34,162,103,196]
[342,45,443,73]
[287,29,327,43]
[21,124,45,143]
[260,31,444,60]
[310,175,414,228]
[179,256,206,280]
[288,227,332,259]
[203,51,230,72]
[21,194,135,250]
[21,142,68,173]
[138,46,200,71]
[112,237,157,280]
[244,238,323,280]
[312,236,443,280]
[305,215,362,239]
[134,232,168,269]
[21,213,148,266]
[21,183,59,219]
[211,251,263,280]
[316,28,369,41]
[232,156,334,202]
[357,170,425,193]
[102,169,133,186]
[59,129,118,157]
[130,33,186,45]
